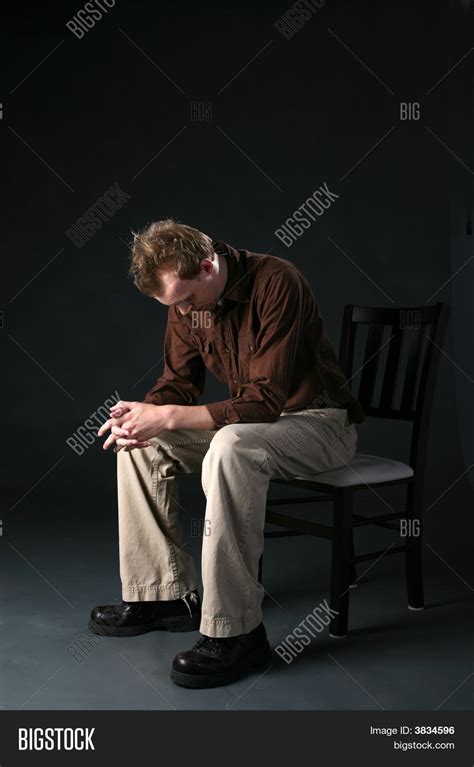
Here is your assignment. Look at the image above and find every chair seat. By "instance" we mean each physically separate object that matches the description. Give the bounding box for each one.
[293,453,414,487]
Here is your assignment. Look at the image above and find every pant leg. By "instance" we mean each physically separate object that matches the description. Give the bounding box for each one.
[199,408,358,637]
[269,407,358,479]
[117,427,215,602]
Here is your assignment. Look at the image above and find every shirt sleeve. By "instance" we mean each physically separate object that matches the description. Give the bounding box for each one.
[143,307,206,407]
[205,267,305,428]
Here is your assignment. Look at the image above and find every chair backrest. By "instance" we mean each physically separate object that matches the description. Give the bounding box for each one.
[339,303,449,474]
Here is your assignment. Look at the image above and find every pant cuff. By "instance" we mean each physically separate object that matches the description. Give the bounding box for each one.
[200,606,263,638]
[122,584,198,602]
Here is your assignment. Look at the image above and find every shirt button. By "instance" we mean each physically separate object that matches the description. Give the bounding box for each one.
[233,377,238,384]
[249,345,254,352]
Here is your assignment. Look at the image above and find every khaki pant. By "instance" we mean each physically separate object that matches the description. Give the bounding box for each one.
[117,407,358,637]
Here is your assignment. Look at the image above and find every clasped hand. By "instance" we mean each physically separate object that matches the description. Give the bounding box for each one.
[98,400,170,452]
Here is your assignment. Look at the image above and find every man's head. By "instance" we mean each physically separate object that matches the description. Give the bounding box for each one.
[129,219,227,315]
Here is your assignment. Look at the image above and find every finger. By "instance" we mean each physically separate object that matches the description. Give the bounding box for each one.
[103,434,140,451]
[110,402,130,413]
[115,437,141,447]
[98,419,113,437]
[111,425,129,437]
[99,416,128,436]
[103,432,118,450]
[114,400,136,412]
[114,440,151,453]
[110,407,127,418]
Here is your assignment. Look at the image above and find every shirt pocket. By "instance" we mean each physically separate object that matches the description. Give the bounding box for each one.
[192,333,212,355]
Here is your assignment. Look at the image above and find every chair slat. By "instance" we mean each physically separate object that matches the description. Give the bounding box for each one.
[400,328,424,412]
[357,324,384,407]
[379,326,404,409]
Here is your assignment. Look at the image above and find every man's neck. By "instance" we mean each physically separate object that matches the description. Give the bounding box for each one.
[216,252,228,306]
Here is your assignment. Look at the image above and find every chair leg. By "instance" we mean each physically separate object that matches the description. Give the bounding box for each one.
[350,532,357,588]
[406,482,424,609]
[257,554,263,585]
[329,488,354,637]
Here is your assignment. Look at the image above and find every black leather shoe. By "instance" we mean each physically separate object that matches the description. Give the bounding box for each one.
[88,591,201,636]
[170,623,273,688]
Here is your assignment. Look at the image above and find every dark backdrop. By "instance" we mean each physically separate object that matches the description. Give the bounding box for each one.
[1,0,471,517]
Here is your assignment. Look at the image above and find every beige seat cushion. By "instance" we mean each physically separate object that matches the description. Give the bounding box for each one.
[294,453,414,487]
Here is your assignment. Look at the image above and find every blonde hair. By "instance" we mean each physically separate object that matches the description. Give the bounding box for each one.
[129,218,214,295]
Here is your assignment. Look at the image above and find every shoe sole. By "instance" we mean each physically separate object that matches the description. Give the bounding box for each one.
[88,613,201,637]
[170,644,273,689]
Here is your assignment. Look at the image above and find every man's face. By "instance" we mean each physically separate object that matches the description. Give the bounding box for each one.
[152,258,219,315]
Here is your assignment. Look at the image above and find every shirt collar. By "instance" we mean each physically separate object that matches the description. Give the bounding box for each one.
[212,239,250,304]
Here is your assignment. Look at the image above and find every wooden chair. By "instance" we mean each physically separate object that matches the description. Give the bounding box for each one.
[260,302,449,637]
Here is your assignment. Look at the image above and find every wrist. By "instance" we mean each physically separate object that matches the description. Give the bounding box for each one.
[165,404,178,430]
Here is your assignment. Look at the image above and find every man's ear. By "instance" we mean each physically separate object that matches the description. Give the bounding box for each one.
[199,258,214,277]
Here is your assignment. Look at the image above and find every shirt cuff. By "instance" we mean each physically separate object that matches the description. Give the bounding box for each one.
[205,400,240,429]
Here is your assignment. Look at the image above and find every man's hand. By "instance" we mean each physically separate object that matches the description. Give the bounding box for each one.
[98,401,172,452]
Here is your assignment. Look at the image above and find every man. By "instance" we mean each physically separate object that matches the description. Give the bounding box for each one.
[92,219,364,689]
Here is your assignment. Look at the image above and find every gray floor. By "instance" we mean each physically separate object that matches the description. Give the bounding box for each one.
[1,474,473,710]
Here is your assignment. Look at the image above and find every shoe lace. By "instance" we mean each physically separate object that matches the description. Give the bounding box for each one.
[181,591,199,617]
[194,635,238,655]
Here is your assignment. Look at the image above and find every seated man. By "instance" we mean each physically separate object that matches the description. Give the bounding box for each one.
[92,219,364,689]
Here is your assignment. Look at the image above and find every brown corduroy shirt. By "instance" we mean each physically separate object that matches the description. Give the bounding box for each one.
[143,240,365,428]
